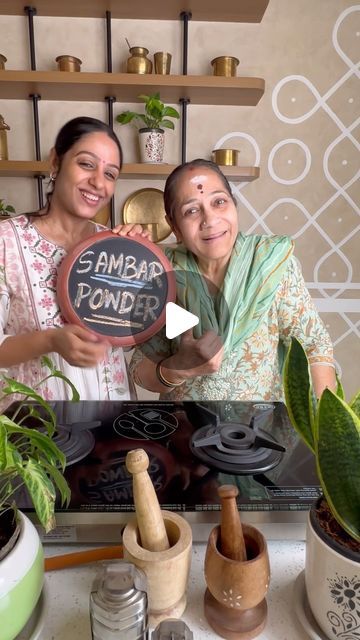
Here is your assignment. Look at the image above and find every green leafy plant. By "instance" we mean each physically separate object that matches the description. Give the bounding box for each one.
[284,337,360,542]
[0,357,79,533]
[116,92,180,130]
[0,199,15,217]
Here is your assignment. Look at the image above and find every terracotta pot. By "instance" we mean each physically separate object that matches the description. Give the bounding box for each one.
[305,498,360,640]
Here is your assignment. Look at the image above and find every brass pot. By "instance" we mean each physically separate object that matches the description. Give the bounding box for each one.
[127,47,152,74]
[56,55,82,72]
[211,55,239,77]
[0,54,7,70]
[212,148,240,166]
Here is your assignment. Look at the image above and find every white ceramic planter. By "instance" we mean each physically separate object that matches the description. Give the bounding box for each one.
[305,506,360,639]
[139,128,165,163]
[0,512,44,640]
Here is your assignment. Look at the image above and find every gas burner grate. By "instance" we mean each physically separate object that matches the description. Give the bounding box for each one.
[53,424,95,466]
[190,422,285,475]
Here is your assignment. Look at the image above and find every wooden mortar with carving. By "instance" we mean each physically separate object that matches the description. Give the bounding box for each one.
[204,485,270,640]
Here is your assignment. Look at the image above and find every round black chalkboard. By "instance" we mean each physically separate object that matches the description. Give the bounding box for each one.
[57,231,176,346]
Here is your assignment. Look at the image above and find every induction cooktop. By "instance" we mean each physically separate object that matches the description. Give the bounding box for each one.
[15,400,321,542]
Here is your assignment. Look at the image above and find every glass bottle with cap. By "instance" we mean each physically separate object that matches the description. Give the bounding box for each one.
[90,560,149,639]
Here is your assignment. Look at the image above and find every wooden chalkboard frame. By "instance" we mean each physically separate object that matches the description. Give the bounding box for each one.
[57,230,176,346]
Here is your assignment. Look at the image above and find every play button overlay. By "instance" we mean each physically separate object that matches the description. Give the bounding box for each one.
[165,302,199,339]
[137,269,230,371]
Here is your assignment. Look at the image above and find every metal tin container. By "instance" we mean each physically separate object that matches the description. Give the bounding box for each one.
[211,55,239,77]
[90,561,149,639]
[152,619,193,639]
[212,148,240,166]
[55,55,82,71]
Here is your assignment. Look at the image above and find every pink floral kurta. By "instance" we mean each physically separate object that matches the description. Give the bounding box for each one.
[0,215,130,409]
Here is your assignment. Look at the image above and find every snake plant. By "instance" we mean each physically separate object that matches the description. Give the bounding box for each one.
[284,337,360,543]
[0,357,79,533]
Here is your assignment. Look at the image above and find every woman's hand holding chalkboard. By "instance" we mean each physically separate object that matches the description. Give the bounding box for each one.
[51,325,110,367]
[112,223,151,239]
[164,329,224,379]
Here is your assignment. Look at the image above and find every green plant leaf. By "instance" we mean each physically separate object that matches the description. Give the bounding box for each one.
[42,460,71,507]
[335,374,345,399]
[116,111,137,124]
[159,119,175,130]
[20,459,56,532]
[0,422,7,470]
[350,390,360,419]
[162,106,180,119]
[283,338,315,452]
[317,389,360,542]
[5,205,15,213]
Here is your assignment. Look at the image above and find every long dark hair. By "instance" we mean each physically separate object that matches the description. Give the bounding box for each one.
[163,158,236,221]
[29,116,123,218]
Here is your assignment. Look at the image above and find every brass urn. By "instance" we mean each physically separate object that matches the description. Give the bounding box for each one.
[127,47,152,74]
[0,114,10,160]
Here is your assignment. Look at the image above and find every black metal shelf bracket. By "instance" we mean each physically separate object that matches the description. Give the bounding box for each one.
[105,11,112,73]
[179,97,190,165]
[24,6,37,70]
[29,92,44,208]
[105,95,116,228]
[180,11,192,76]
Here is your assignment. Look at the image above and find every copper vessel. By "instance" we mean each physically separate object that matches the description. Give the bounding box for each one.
[0,54,7,70]
[56,55,82,72]
[211,55,239,77]
[212,148,240,166]
[127,47,152,74]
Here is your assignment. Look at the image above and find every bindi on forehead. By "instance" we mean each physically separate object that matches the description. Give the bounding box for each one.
[197,183,203,193]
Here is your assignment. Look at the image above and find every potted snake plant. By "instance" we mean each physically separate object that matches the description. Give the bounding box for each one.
[116,92,180,163]
[0,357,79,640]
[284,337,360,639]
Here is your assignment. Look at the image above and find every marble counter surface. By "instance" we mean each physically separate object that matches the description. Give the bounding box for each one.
[39,539,310,639]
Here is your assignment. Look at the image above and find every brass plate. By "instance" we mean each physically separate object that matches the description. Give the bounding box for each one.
[122,187,172,243]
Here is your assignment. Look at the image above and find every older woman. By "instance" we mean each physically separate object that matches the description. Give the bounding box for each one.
[129,159,335,401]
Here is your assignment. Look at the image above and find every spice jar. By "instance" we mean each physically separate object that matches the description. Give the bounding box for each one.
[127,47,152,74]
[0,115,10,160]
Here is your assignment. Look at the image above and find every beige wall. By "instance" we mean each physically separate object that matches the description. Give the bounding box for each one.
[0,0,359,396]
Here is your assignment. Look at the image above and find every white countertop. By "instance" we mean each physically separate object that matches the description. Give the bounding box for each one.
[40,539,309,639]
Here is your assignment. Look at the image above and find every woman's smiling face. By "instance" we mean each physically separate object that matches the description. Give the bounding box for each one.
[50,131,121,220]
[168,167,239,264]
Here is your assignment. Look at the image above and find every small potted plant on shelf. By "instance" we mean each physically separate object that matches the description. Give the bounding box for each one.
[0,357,79,640]
[0,199,15,220]
[116,92,180,163]
[284,337,360,640]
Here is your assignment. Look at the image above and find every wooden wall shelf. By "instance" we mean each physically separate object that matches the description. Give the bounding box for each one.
[0,1,269,22]
[0,72,265,106]
[0,161,260,182]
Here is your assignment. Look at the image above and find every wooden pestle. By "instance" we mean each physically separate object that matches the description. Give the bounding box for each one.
[218,484,247,562]
[126,448,170,552]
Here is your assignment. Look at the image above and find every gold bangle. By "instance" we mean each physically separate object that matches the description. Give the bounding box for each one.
[155,360,185,388]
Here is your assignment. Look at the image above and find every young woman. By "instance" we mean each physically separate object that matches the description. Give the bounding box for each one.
[0,116,147,407]
[129,159,336,401]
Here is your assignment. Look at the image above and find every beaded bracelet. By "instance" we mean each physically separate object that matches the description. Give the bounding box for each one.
[155,360,185,388]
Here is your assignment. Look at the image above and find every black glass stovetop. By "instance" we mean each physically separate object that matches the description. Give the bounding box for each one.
[16,400,322,515]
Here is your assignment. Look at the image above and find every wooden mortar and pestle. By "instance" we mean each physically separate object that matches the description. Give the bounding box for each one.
[204,484,270,640]
[122,448,192,625]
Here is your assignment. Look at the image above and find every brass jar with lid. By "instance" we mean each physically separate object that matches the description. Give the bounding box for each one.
[127,47,152,74]
[0,114,10,160]
[0,54,7,70]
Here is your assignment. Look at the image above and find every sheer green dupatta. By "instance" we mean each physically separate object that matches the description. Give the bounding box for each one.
[164,233,294,358]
